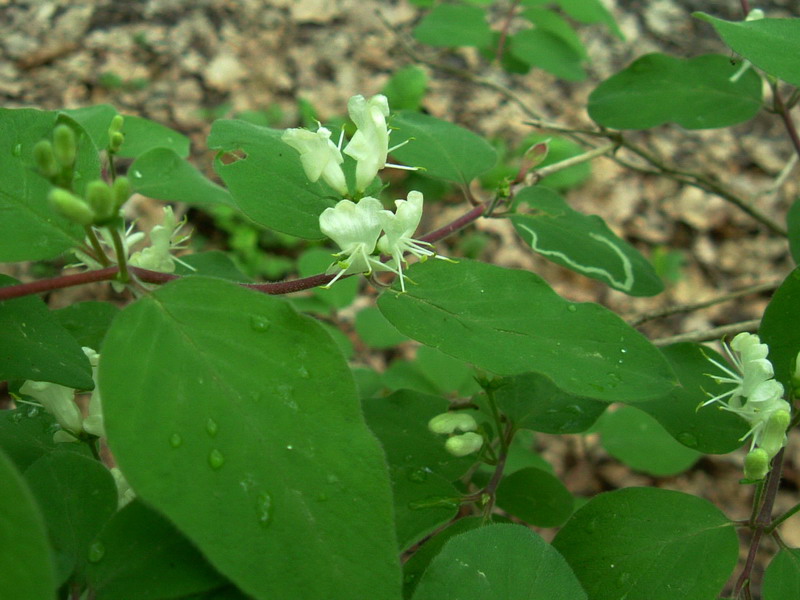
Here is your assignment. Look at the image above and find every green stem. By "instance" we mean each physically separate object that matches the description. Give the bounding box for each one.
[767,500,800,534]
[108,227,130,284]
[84,226,111,267]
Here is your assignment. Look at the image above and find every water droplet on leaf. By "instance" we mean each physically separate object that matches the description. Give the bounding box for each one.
[208,448,225,470]
[169,433,183,448]
[12,143,22,157]
[677,432,699,449]
[206,418,218,437]
[256,491,273,527]
[87,541,105,563]
[407,468,429,483]
[567,304,577,312]
[297,365,310,379]
[249,315,271,332]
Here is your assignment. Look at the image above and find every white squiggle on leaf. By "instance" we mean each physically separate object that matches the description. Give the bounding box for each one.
[517,224,634,292]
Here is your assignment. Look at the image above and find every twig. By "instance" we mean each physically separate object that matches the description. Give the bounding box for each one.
[629,280,780,327]
[494,0,522,64]
[773,84,800,163]
[530,142,617,182]
[651,319,760,346]
[734,448,786,597]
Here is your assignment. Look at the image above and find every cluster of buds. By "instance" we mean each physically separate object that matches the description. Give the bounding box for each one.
[428,412,484,457]
[703,332,793,480]
[48,177,131,228]
[283,94,444,292]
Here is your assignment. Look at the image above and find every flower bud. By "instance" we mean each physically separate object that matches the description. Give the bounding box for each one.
[428,412,478,435]
[744,448,769,481]
[112,176,131,211]
[49,188,95,226]
[33,140,59,178]
[108,114,124,135]
[759,409,791,459]
[109,131,125,153]
[53,124,77,168]
[444,432,483,457]
[85,180,115,224]
[19,380,83,437]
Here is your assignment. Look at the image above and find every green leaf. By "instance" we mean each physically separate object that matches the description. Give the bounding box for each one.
[208,120,336,238]
[495,467,574,527]
[412,4,493,48]
[100,277,401,600]
[788,198,800,264]
[695,14,800,87]
[382,66,428,111]
[552,487,738,600]
[363,390,471,550]
[403,517,485,599]
[24,453,117,584]
[0,108,92,261]
[636,343,749,454]
[636,342,750,454]
[0,407,89,471]
[596,405,701,476]
[173,251,252,282]
[415,346,479,396]
[412,523,587,600]
[355,305,409,348]
[491,372,606,434]
[118,115,191,158]
[763,548,800,600]
[522,8,588,59]
[522,0,624,38]
[760,267,800,391]
[0,447,56,600]
[588,53,763,130]
[87,500,224,600]
[54,301,119,351]
[510,187,664,296]
[509,29,586,81]
[389,111,498,186]
[0,275,93,389]
[130,148,234,207]
[65,107,190,159]
[377,259,678,402]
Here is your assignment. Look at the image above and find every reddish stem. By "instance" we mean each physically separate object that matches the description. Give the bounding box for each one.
[0,202,490,302]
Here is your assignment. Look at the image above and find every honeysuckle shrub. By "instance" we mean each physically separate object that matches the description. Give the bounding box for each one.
[1,3,800,600]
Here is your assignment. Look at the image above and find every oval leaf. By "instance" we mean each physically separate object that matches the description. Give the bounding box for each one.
[759,267,800,391]
[1,275,93,389]
[100,277,401,600]
[389,111,498,185]
[695,14,800,87]
[763,548,800,600]
[377,259,678,402]
[511,187,663,296]
[552,487,738,600]
[412,4,493,48]
[412,523,587,600]
[509,29,586,81]
[588,53,762,130]
[636,343,749,454]
[495,466,574,527]
[208,120,336,238]
[130,148,234,207]
[596,405,700,476]
[0,448,56,600]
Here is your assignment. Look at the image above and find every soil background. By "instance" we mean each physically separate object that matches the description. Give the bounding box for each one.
[2,0,800,596]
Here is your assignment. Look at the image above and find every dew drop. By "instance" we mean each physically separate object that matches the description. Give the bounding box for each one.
[566,404,584,415]
[567,304,577,312]
[206,418,219,437]
[12,143,22,157]
[249,315,271,332]
[10,412,23,424]
[297,365,310,379]
[169,433,183,448]
[87,541,105,563]
[131,169,142,179]
[26,406,40,418]
[255,491,273,527]
[677,432,699,449]
[326,473,340,485]
[208,448,225,470]
[407,468,429,483]
[286,444,294,451]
